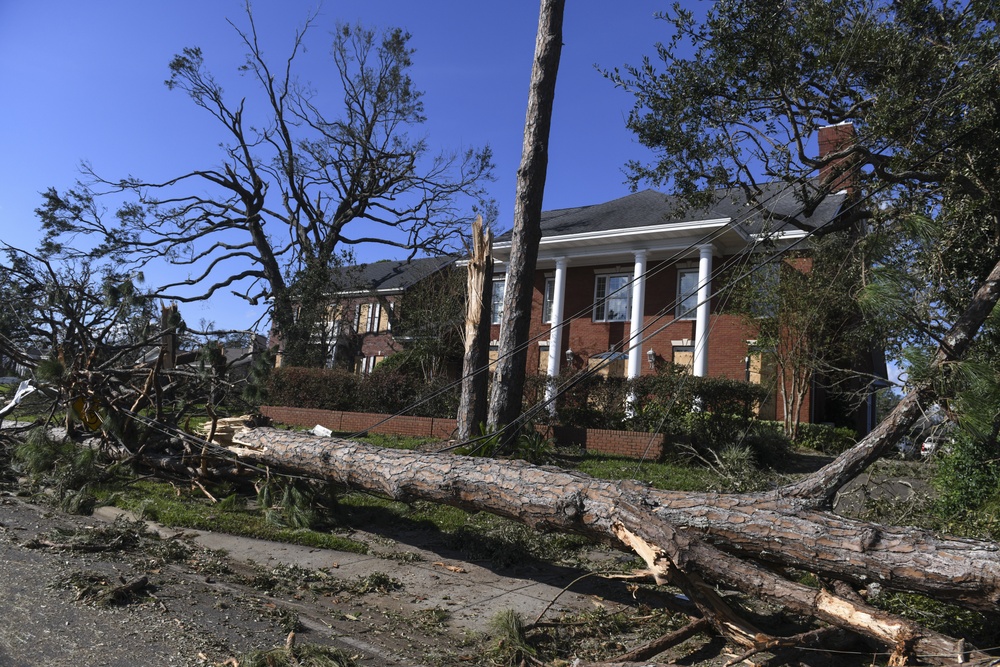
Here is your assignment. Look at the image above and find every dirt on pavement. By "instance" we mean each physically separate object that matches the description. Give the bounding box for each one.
[0,494,645,666]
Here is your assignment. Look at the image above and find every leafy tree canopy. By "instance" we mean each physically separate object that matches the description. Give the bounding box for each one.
[614,0,1000,510]
[611,0,1000,351]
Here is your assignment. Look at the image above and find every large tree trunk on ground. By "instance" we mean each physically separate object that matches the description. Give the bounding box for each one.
[230,427,994,663]
[486,0,564,440]
[456,216,493,442]
[219,256,1000,663]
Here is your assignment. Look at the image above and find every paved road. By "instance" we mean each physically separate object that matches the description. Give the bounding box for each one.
[0,495,632,666]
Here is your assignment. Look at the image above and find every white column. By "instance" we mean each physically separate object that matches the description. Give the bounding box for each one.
[546,258,568,378]
[626,250,648,380]
[693,244,713,377]
[544,258,568,410]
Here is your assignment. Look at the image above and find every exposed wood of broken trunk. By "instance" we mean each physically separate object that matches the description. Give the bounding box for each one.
[230,427,994,663]
[456,216,493,442]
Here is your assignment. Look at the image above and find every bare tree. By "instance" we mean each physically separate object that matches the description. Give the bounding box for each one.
[37,6,493,366]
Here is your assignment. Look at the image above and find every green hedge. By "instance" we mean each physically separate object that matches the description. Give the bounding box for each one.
[793,422,857,454]
[265,363,856,465]
[266,367,360,411]
[266,365,459,419]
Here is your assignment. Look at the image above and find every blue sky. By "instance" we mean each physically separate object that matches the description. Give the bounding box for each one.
[0,1,678,331]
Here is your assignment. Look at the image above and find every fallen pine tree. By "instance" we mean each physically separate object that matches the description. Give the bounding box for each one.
[221,259,1000,665]
[229,426,997,665]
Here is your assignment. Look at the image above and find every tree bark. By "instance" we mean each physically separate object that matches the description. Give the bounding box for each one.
[456,216,493,441]
[486,0,564,441]
[229,427,993,663]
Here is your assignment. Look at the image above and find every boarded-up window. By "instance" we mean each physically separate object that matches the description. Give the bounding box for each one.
[673,346,694,374]
[379,302,391,331]
[538,346,549,374]
[355,355,384,375]
[748,348,777,420]
[587,354,626,378]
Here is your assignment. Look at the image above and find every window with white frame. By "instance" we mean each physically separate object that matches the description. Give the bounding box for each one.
[676,268,700,319]
[593,273,631,322]
[542,277,555,323]
[491,277,506,324]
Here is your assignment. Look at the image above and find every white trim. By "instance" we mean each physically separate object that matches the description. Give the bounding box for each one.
[494,217,732,250]
[750,230,810,242]
[592,266,629,276]
[331,286,406,298]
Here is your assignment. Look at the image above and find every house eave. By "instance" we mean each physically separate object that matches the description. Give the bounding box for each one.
[493,217,734,254]
[326,287,406,298]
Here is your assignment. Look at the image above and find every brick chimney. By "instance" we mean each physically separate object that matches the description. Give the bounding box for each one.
[818,122,857,195]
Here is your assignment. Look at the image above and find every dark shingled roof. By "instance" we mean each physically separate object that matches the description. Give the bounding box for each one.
[330,255,455,293]
[496,186,847,242]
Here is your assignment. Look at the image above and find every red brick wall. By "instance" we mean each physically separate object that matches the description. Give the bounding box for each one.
[261,406,665,459]
[492,259,766,380]
[551,425,665,459]
[260,406,457,440]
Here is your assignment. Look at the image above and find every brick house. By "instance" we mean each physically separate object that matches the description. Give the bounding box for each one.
[275,255,458,374]
[490,173,882,433]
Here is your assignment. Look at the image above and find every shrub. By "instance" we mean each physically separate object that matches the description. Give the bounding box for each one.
[266,366,359,410]
[934,432,1000,519]
[266,364,459,419]
[355,367,424,415]
[743,421,793,465]
[687,375,770,418]
[794,422,857,454]
[546,371,631,430]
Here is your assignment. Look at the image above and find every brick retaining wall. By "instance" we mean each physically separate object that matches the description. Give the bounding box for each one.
[260,406,457,440]
[260,406,664,460]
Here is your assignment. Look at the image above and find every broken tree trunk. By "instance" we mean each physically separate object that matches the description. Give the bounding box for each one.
[456,216,494,442]
[229,428,995,663]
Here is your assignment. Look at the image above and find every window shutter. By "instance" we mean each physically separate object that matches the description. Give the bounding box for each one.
[594,276,607,321]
